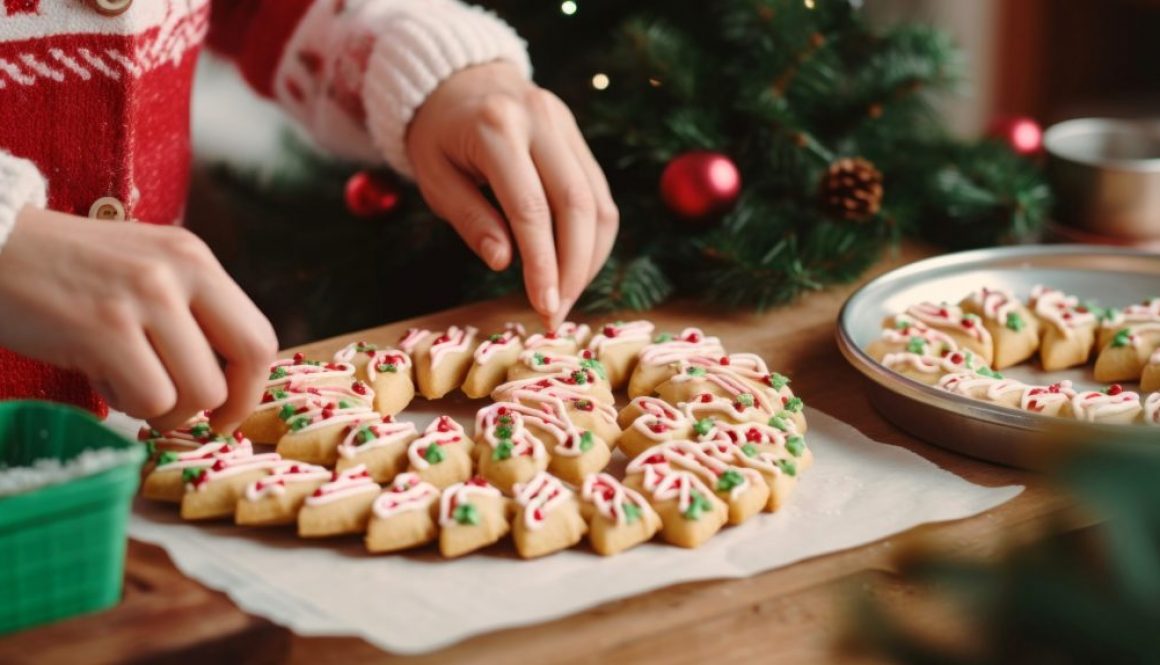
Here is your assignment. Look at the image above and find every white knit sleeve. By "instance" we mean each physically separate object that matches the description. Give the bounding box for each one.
[270,0,530,177]
[0,151,47,255]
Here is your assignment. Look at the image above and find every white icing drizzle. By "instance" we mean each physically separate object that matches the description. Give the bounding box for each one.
[244,462,330,502]
[1145,393,1160,425]
[511,384,619,428]
[254,381,373,415]
[580,473,653,528]
[878,321,959,356]
[304,465,380,506]
[333,340,379,364]
[628,441,759,502]
[282,395,378,436]
[139,411,215,450]
[1029,285,1096,336]
[365,349,413,383]
[438,477,503,527]
[670,367,775,414]
[627,396,690,442]
[336,417,418,460]
[512,472,573,531]
[474,401,555,458]
[707,422,793,450]
[1110,323,1160,350]
[681,393,770,424]
[634,466,719,514]
[525,322,592,351]
[882,350,979,375]
[398,328,433,355]
[154,438,254,472]
[1020,381,1077,413]
[493,370,607,401]
[428,326,479,368]
[371,472,440,519]
[266,357,356,390]
[187,453,283,492]
[407,417,470,470]
[968,287,1021,327]
[587,320,655,352]
[1070,388,1142,422]
[637,328,725,367]
[904,302,993,346]
[1101,298,1160,331]
[474,324,523,364]
[938,372,1027,402]
[516,349,595,376]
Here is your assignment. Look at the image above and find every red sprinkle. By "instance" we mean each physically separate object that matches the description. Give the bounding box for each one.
[699,394,713,403]
[719,356,730,366]
[687,332,701,343]
[746,428,762,443]
[602,325,617,338]
[232,430,245,442]
[352,382,368,395]
[293,352,305,363]
[1107,384,1124,396]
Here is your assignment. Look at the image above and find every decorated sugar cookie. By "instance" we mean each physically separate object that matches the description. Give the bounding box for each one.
[622,465,728,549]
[1142,350,1160,393]
[1070,385,1142,425]
[402,325,480,399]
[960,287,1039,369]
[473,403,551,493]
[866,319,959,364]
[180,452,284,521]
[937,370,1026,408]
[729,439,812,513]
[627,328,725,398]
[365,472,442,553]
[141,434,253,503]
[364,349,415,415]
[1019,381,1077,418]
[462,323,525,399]
[1029,286,1098,371]
[615,396,693,460]
[580,473,661,556]
[137,411,216,453]
[506,348,611,390]
[510,384,621,444]
[628,441,769,525]
[655,357,807,433]
[503,391,612,485]
[333,341,384,382]
[706,421,810,473]
[236,462,331,526]
[587,320,656,389]
[438,476,511,558]
[297,465,382,538]
[1093,324,1160,383]
[239,355,359,443]
[524,321,592,355]
[880,349,988,386]
[890,303,994,367]
[406,417,474,489]
[491,366,615,405]
[1096,298,1160,348]
[334,416,419,482]
[511,472,587,559]
[1144,392,1160,426]
[275,392,379,466]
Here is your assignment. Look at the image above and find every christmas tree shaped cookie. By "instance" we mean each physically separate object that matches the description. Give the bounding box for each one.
[137,411,217,452]
[656,358,807,433]
[615,396,693,460]
[1070,385,1142,425]
[462,323,525,399]
[889,303,994,367]
[438,476,511,558]
[586,320,655,389]
[473,404,551,493]
[628,441,768,525]
[1096,298,1160,348]
[627,328,725,398]
[406,416,474,489]
[623,466,728,548]
[880,349,987,386]
[707,421,807,465]
[239,354,359,443]
[513,390,612,484]
[937,370,1026,408]
[491,368,615,406]
[141,434,253,503]
[510,384,621,444]
[236,462,331,526]
[180,451,284,521]
[1093,324,1160,383]
[334,415,419,482]
[1028,286,1097,371]
[580,473,661,556]
[1019,381,1077,418]
[297,465,382,538]
[506,348,611,391]
[275,392,379,466]
[365,472,442,553]
[511,472,588,559]
[866,318,959,363]
[401,325,479,399]
[364,349,415,415]
[333,340,384,382]
[731,438,812,513]
[524,321,592,355]
[960,287,1040,369]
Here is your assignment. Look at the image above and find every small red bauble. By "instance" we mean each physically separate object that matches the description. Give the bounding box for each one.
[986,116,1043,157]
[659,150,742,221]
[345,170,401,218]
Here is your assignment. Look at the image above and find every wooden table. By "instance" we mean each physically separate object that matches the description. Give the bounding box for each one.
[2,245,1076,664]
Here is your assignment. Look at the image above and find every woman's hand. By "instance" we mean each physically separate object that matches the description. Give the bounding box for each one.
[0,208,278,433]
[406,61,619,328]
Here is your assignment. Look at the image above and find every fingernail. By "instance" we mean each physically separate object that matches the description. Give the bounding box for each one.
[542,286,560,315]
[480,237,503,270]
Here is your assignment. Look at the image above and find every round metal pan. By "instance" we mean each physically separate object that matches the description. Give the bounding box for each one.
[836,245,1160,470]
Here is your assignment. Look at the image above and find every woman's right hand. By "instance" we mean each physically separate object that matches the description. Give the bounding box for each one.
[0,207,278,433]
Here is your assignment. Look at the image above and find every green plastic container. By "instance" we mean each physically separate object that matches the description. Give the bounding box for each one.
[0,401,144,635]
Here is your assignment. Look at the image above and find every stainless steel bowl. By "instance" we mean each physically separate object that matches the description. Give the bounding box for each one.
[1045,118,1160,241]
[837,245,1160,470]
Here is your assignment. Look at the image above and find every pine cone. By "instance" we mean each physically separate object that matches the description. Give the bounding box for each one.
[819,157,884,222]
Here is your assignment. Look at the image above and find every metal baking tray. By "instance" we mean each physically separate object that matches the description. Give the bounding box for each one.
[836,245,1160,469]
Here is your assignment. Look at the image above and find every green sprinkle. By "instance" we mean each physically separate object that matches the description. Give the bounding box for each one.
[157,450,179,466]
[580,357,607,380]
[741,443,759,458]
[424,443,445,464]
[786,436,805,457]
[533,352,547,365]
[269,366,288,380]
[736,393,755,407]
[488,333,504,343]
[622,502,642,524]
[693,418,715,437]
[686,366,707,377]
[289,416,310,432]
[356,426,375,445]
[1094,305,1117,323]
[783,397,804,413]
[654,333,674,343]
[453,503,479,526]
[304,360,322,366]
[497,415,513,426]
[270,389,289,401]
[182,467,204,484]
[495,425,513,440]
[338,400,353,409]
[1005,312,1025,332]
[144,440,157,459]
[356,342,376,353]
[1112,328,1132,348]
[769,373,790,390]
[894,319,910,330]
[768,415,789,431]
[376,363,397,373]
[492,440,514,461]
[717,469,744,492]
[906,336,927,354]
[571,370,588,385]
[977,366,1003,379]
[278,404,297,421]
[579,431,594,452]
[190,423,211,438]
[682,492,713,521]
[776,459,798,477]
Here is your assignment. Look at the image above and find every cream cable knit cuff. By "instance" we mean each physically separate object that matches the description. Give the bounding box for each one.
[0,152,47,256]
[362,0,532,178]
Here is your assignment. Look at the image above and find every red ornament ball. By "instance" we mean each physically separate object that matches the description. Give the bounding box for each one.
[986,116,1043,157]
[660,151,742,221]
[345,170,401,218]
